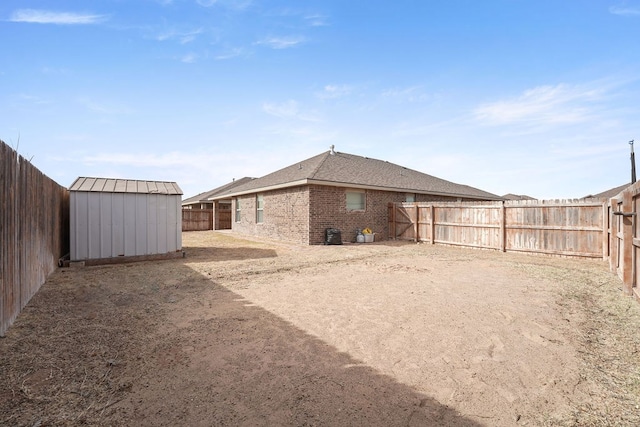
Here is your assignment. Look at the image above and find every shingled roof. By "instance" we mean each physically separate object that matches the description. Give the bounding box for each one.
[211,150,501,201]
[182,177,254,205]
[582,183,630,200]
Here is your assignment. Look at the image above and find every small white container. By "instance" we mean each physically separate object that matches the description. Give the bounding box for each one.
[356,234,365,243]
[364,233,374,243]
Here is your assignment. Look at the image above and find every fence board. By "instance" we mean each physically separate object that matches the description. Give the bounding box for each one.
[182,209,213,231]
[389,199,606,259]
[1,140,69,336]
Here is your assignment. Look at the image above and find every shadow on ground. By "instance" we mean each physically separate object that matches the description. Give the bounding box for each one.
[182,245,278,262]
[0,256,482,426]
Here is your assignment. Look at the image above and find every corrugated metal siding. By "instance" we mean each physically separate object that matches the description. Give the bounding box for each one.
[70,190,182,261]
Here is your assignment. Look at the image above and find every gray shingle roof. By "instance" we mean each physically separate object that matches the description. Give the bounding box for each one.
[502,193,536,200]
[182,177,254,204]
[582,183,630,200]
[213,150,501,200]
[69,177,182,195]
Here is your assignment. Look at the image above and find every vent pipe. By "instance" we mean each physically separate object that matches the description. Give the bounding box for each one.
[631,140,636,183]
[329,145,336,155]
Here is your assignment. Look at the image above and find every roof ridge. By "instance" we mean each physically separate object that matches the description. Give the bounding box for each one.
[307,150,332,179]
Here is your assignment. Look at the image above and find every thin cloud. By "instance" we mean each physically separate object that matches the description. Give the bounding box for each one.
[215,47,248,60]
[473,83,605,126]
[262,100,320,122]
[255,36,305,49]
[196,0,252,10]
[609,6,640,15]
[82,152,203,168]
[317,84,353,100]
[305,14,330,27]
[196,0,218,6]
[156,28,204,44]
[381,86,430,103]
[10,9,108,25]
[78,99,135,115]
[180,53,198,63]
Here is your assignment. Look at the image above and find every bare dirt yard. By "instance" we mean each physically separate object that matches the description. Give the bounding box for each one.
[2,231,640,426]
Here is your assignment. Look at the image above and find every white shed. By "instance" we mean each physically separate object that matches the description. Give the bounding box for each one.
[69,177,183,262]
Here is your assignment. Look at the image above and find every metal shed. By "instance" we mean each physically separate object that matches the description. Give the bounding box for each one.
[69,177,183,262]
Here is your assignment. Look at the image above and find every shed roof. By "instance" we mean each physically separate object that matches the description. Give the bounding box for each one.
[212,150,501,201]
[69,177,183,195]
[182,177,254,205]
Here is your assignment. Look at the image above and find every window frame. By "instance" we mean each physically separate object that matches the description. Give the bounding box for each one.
[256,194,264,223]
[346,190,366,211]
[235,198,241,222]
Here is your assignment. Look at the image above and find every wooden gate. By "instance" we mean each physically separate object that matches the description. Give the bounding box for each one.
[217,210,232,230]
[610,184,640,299]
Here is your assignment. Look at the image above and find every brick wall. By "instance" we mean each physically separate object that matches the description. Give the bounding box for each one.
[233,184,485,245]
[232,186,310,244]
[308,186,467,244]
[308,185,401,244]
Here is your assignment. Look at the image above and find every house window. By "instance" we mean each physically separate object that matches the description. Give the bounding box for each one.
[256,194,264,223]
[235,198,241,222]
[346,190,365,211]
[406,193,416,203]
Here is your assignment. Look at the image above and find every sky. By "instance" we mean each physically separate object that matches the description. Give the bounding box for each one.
[1,1,639,200]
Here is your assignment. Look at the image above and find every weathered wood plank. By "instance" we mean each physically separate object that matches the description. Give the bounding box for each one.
[0,140,69,336]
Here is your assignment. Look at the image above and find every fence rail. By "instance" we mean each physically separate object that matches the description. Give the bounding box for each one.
[389,199,607,259]
[1,140,69,336]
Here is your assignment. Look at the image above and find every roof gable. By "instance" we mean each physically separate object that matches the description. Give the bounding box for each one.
[182,177,254,204]
[215,150,500,200]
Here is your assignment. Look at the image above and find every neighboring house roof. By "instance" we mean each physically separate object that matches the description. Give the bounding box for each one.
[212,150,501,201]
[502,193,536,201]
[70,177,182,195]
[582,183,631,200]
[182,177,254,205]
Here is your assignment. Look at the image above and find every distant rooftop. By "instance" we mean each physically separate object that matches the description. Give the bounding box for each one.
[502,193,536,201]
[582,183,631,200]
[182,177,254,205]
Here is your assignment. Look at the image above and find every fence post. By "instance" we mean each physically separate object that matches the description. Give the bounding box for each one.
[414,202,419,242]
[430,205,435,244]
[610,197,619,273]
[602,201,608,261]
[500,201,506,252]
[622,190,634,296]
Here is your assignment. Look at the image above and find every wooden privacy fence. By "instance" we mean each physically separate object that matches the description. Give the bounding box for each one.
[388,199,608,259]
[1,140,69,336]
[182,209,213,231]
[609,181,640,300]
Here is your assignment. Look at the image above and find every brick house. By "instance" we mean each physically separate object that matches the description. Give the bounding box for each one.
[210,148,502,244]
[182,177,254,230]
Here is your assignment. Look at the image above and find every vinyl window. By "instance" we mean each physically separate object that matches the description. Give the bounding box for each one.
[235,198,241,222]
[256,194,264,223]
[346,190,365,211]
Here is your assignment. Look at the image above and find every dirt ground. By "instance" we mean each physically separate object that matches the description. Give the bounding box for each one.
[2,231,640,426]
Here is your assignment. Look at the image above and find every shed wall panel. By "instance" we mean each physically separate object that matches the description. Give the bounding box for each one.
[100,193,112,257]
[157,196,168,254]
[148,195,158,254]
[70,191,182,261]
[112,193,125,257]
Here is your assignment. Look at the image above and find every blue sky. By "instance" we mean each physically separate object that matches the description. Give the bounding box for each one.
[1,1,639,199]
